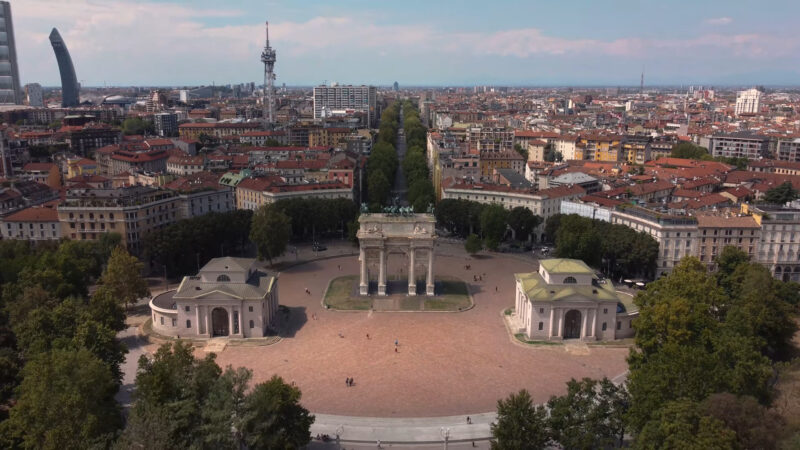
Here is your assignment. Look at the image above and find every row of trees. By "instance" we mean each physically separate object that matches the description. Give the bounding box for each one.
[400,101,435,212]
[117,342,314,450]
[0,238,150,448]
[492,248,800,448]
[272,197,357,240]
[545,214,659,279]
[436,199,542,249]
[143,210,253,278]
[367,103,400,208]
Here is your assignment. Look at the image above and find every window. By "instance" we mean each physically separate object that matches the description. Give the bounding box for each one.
[603,308,608,314]
[538,322,543,331]
[185,306,190,312]
[539,308,544,314]
[249,320,254,329]
[233,312,239,334]
[217,274,231,282]
[602,322,607,331]
[172,318,176,327]
[617,321,621,330]
[249,306,254,312]
[186,320,191,328]
[563,276,577,284]
[160,316,164,325]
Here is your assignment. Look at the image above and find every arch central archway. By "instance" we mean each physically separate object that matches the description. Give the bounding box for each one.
[211,307,229,337]
[564,310,582,339]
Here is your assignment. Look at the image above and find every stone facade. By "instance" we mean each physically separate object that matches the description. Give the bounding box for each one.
[149,257,278,338]
[512,258,637,341]
[356,213,436,296]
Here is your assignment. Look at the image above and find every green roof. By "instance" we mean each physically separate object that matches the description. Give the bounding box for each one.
[539,258,594,275]
[514,271,619,304]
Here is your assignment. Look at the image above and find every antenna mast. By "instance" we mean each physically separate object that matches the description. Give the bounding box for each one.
[260,21,277,130]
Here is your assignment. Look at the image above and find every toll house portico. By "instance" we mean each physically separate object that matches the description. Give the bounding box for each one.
[357,213,436,296]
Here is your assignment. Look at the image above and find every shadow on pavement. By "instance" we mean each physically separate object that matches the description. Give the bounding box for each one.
[276,306,307,338]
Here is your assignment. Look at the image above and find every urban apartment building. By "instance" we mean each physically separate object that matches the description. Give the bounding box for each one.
[1,205,61,241]
[25,83,43,107]
[0,1,21,104]
[734,88,762,116]
[57,186,183,251]
[748,204,800,282]
[313,85,377,127]
[153,112,178,137]
[609,205,698,277]
[696,214,760,270]
[776,138,800,163]
[709,133,770,160]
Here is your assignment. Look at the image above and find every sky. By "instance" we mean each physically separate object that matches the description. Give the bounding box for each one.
[10,0,800,87]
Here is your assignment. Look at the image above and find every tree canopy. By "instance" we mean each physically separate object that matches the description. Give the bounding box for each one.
[100,246,149,309]
[250,204,291,264]
[763,181,799,205]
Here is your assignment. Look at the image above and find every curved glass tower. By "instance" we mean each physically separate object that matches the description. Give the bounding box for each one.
[49,28,79,107]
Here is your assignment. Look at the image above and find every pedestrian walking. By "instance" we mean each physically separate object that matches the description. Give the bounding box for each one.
[345,378,349,387]
[495,286,498,292]
[395,339,398,347]
[466,416,472,424]
[366,333,370,340]
[395,347,398,353]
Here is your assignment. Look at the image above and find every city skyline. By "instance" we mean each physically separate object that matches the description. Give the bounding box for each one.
[10,0,800,87]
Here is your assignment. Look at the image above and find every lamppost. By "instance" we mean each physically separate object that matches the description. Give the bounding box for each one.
[336,425,343,448]
[440,427,450,450]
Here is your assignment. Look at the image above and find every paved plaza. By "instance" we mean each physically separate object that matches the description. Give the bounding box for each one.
[208,248,630,417]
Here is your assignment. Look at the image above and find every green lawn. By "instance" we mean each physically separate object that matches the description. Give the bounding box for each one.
[323,275,471,312]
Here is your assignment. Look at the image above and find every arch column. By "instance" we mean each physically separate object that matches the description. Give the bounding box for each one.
[581,309,589,340]
[378,248,387,296]
[426,247,435,296]
[228,307,234,336]
[359,247,368,295]
[408,248,416,296]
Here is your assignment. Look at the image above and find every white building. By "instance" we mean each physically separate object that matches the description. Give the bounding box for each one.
[1,205,60,241]
[512,258,637,341]
[749,204,800,282]
[25,83,43,107]
[313,85,377,127]
[553,136,578,161]
[149,257,279,338]
[734,88,762,116]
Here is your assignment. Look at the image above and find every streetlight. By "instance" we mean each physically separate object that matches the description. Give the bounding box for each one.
[440,427,450,450]
[336,425,343,448]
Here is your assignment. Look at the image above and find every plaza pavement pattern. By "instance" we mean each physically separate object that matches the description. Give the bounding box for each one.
[204,247,630,443]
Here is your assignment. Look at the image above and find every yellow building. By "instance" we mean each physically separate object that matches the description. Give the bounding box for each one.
[578,135,623,162]
[308,127,352,148]
[67,158,99,178]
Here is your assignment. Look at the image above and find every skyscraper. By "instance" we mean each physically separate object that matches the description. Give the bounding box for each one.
[0,2,22,104]
[49,28,80,107]
[313,84,377,127]
[735,88,762,116]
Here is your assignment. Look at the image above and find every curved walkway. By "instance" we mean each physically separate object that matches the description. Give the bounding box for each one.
[311,412,496,443]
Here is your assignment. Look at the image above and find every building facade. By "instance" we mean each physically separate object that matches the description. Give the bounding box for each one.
[24,83,43,107]
[149,257,279,338]
[313,85,377,127]
[0,2,21,104]
[709,133,770,160]
[734,88,762,116]
[153,112,178,137]
[48,28,80,107]
[512,259,637,341]
[1,205,61,241]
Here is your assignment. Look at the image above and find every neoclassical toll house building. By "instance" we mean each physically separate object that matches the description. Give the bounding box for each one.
[512,258,637,341]
[150,257,278,338]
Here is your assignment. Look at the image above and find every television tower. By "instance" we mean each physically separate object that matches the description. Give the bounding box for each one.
[260,21,276,130]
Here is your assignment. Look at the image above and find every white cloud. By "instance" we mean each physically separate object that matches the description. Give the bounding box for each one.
[705,17,733,25]
[8,0,795,85]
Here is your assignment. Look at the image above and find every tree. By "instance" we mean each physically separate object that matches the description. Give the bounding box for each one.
[121,117,155,136]
[491,389,550,449]
[513,143,528,160]
[4,348,122,450]
[240,375,315,449]
[546,378,628,449]
[480,204,509,250]
[367,170,391,207]
[635,399,737,450]
[701,393,786,450]
[507,207,541,242]
[100,246,149,309]
[465,234,482,255]
[250,204,291,265]
[671,142,710,160]
[763,181,799,205]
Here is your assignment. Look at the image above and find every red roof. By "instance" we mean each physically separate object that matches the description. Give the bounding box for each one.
[3,205,59,222]
[22,162,57,172]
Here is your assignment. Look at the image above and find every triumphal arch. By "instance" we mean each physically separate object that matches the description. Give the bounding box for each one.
[357,208,436,296]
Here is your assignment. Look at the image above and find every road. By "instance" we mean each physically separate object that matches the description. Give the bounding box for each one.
[390,105,409,205]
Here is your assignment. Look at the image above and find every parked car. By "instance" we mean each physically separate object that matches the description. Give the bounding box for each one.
[312,243,327,252]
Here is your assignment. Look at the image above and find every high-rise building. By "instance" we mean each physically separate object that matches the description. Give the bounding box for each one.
[0,2,22,104]
[735,87,762,116]
[313,84,377,127]
[153,112,178,137]
[49,28,80,107]
[25,83,43,107]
